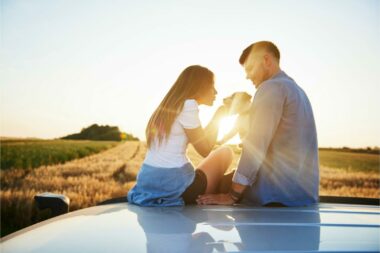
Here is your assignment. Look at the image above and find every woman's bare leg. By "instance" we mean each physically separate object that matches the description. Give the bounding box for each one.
[197,146,233,194]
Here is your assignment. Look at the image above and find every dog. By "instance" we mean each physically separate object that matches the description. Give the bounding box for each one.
[219,92,252,145]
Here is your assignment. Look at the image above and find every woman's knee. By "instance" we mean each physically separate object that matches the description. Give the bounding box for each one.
[198,146,233,173]
[215,146,233,165]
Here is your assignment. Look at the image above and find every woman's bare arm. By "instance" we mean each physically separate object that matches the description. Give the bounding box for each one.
[184,106,226,157]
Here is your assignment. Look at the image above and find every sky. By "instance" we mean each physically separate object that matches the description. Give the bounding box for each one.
[1,0,379,148]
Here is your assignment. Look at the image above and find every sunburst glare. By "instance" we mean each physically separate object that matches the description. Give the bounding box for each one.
[218,115,241,144]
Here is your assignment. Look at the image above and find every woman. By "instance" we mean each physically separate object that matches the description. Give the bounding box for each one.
[128,65,233,206]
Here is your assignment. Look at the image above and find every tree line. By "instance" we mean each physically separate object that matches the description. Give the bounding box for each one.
[61,124,139,141]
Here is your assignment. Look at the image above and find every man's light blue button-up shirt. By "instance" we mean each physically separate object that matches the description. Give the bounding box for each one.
[233,71,319,206]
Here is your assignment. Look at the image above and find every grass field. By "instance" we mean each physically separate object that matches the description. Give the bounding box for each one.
[1,139,119,170]
[0,141,379,237]
[319,150,379,172]
[229,145,379,173]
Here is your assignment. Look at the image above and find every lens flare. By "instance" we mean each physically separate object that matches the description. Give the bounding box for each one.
[218,115,241,144]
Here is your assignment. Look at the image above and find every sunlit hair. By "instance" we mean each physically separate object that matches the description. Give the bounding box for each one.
[146,65,214,148]
[239,41,280,65]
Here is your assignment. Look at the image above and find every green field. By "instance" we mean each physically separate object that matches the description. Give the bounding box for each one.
[229,145,379,172]
[0,139,120,170]
[1,140,378,172]
[319,150,379,172]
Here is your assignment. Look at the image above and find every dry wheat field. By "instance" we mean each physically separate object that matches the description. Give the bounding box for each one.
[1,141,379,236]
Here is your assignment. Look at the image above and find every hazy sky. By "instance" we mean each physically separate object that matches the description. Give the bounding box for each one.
[1,0,379,147]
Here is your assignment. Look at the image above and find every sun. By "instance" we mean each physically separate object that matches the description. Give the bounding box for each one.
[217,115,241,144]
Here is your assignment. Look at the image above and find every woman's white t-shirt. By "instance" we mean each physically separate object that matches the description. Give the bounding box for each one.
[144,99,201,168]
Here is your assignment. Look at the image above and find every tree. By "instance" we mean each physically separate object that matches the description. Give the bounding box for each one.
[61,124,139,141]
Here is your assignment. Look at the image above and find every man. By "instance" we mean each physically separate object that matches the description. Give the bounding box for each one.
[197,41,319,206]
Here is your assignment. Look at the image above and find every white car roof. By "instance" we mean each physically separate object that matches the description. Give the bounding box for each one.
[1,202,379,252]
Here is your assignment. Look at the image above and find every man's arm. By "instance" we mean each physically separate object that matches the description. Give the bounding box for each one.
[197,82,286,205]
[232,82,285,186]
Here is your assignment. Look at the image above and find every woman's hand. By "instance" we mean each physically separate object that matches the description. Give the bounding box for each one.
[196,193,236,205]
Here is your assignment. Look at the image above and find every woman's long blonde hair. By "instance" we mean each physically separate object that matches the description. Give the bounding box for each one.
[146,65,214,148]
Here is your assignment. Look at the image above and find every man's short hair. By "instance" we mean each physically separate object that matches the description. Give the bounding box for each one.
[239,41,280,65]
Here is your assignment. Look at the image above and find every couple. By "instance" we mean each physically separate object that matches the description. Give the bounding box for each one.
[128,41,319,207]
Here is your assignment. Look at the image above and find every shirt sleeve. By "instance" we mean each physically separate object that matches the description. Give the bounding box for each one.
[233,82,286,186]
[178,99,202,129]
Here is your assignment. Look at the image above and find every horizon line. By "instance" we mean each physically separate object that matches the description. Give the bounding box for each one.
[1,136,379,150]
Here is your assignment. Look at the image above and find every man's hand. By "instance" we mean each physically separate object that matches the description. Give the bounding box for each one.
[196,193,235,205]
